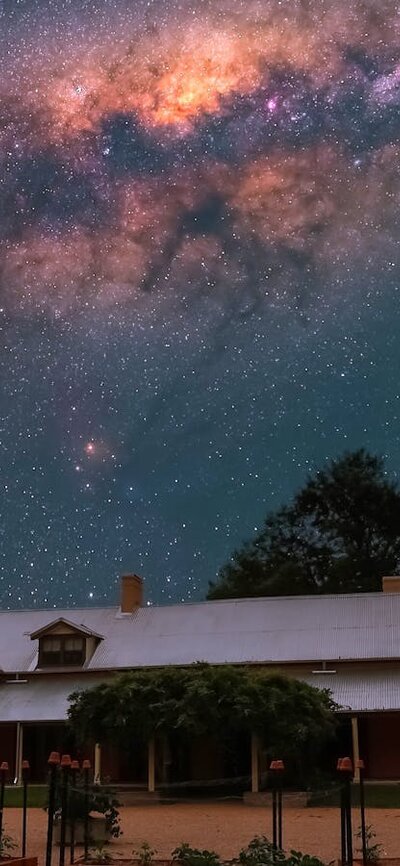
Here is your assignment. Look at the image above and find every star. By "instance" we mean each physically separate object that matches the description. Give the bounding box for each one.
[0,0,399,609]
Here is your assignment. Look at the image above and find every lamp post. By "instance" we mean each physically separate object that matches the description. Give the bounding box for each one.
[46,751,60,866]
[356,759,367,866]
[59,755,72,866]
[21,760,30,857]
[82,759,91,862]
[338,756,353,866]
[0,762,9,847]
[270,760,285,853]
[70,760,80,866]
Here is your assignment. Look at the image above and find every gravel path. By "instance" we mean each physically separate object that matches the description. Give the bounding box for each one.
[3,803,399,864]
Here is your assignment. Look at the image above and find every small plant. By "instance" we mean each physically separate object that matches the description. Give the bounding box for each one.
[286,852,330,866]
[86,846,113,864]
[356,825,383,864]
[0,833,17,861]
[237,840,329,866]
[172,843,221,866]
[134,842,158,866]
[238,837,285,866]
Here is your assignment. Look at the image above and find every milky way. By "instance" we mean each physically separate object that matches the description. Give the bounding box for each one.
[1,0,400,607]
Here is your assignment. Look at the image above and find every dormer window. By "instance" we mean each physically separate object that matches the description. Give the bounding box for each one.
[30,617,104,669]
[39,635,86,667]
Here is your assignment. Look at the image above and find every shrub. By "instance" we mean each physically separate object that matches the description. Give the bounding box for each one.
[238,836,285,866]
[172,843,221,866]
[134,842,158,866]
[236,838,328,866]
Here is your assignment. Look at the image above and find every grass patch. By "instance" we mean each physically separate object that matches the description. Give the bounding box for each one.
[308,783,400,808]
[4,785,47,807]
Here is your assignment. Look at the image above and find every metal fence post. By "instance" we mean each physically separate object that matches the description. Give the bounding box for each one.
[0,762,9,847]
[59,755,71,866]
[21,759,30,857]
[356,759,367,866]
[82,759,91,862]
[70,760,80,865]
[270,760,285,853]
[46,751,60,866]
[338,756,353,866]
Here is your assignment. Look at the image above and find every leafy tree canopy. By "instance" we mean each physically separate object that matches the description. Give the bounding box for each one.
[68,664,336,762]
[208,450,400,599]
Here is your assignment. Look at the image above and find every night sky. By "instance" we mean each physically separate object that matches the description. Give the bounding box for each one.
[1,0,400,608]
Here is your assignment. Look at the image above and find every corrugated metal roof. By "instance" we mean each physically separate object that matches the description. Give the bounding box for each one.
[301,671,400,713]
[0,675,109,722]
[1,592,400,673]
[2,669,400,721]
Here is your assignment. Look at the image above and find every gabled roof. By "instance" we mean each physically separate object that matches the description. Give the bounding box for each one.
[30,617,104,641]
[0,590,400,674]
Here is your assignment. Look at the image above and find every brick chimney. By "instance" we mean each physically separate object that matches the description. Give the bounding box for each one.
[120,574,143,612]
[382,576,400,593]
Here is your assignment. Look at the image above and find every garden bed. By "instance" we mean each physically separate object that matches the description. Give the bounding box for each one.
[0,858,38,866]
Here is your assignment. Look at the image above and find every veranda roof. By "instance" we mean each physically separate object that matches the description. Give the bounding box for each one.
[1,668,400,722]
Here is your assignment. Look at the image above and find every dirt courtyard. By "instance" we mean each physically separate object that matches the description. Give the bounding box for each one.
[4,803,400,863]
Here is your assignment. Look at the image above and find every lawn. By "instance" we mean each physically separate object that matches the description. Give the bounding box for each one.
[308,782,400,808]
[4,785,48,807]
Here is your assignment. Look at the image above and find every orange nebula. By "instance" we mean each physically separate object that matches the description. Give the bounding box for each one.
[135,28,261,128]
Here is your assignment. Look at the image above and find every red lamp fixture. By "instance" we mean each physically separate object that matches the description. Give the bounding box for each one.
[338,756,353,772]
[48,751,60,765]
[270,760,285,771]
[60,754,72,768]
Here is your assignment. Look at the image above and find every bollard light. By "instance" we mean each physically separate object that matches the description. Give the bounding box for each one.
[270,760,285,771]
[21,759,30,857]
[48,751,61,765]
[0,760,8,845]
[269,758,285,852]
[357,757,367,865]
[338,756,353,865]
[46,751,60,866]
[61,754,72,768]
[70,760,80,865]
[83,759,91,861]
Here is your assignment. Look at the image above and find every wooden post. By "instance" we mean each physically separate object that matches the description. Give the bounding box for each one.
[94,743,101,785]
[251,732,259,793]
[351,717,360,782]
[148,738,155,793]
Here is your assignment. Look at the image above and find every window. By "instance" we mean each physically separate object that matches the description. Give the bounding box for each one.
[39,635,86,667]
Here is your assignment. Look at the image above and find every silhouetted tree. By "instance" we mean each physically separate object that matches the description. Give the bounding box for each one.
[68,664,336,766]
[208,450,400,598]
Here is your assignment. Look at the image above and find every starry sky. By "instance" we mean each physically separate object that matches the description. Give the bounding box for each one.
[1,0,400,608]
